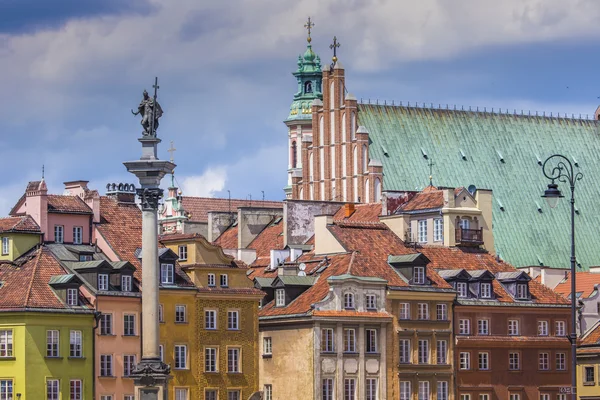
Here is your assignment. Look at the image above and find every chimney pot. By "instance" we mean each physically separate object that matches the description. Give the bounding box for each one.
[345,203,356,218]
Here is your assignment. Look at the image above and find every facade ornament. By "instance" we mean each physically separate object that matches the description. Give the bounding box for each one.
[136,188,164,211]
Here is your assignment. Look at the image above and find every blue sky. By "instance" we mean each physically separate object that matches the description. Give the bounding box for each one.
[1,0,600,214]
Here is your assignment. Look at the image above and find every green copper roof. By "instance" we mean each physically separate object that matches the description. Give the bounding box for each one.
[286,42,323,122]
[359,104,600,270]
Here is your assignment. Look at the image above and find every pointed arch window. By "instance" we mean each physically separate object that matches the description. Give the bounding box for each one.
[330,81,335,109]
[291,141,297,168]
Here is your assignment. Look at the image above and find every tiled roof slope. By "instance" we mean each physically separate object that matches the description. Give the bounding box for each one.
[47,195,92,214]
[0,215,41,233]
[359,104,599,270]
[181,197,283,223]
[554,272,600,299]
[213,226,238,249]
[248,218,284,267]
[333,203,382,222]
[581,321,600,345]
[398,188,444,212]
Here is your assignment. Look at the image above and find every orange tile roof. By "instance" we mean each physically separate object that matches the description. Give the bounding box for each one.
[214,225,238,249]
[554,271,600,299]
[312,310,392,319]
[0,215,41,234]
[181,197,283,223]
[333,203,382,223]
[158,233,206,242]
[47,195,92,214]
[248,219,284,267]
[581,321,600,345]
[398,190,444,212]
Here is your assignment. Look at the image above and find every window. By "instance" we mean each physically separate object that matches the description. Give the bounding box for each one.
[538,320,548,336]
[159,304,164,322]
[100,396,113,400]
[344,328,356,353]
[47,379,59,400]
[414,266,425,284]
[208,274,216,287]
[366,329,377,353]
[585,366,595,383]
[0,380,12,400]
[228,391,240,400]
[456,282,468,298]
[160,263,174,284]
[100,314,112,335]
[227,347,240,373]
[437,381,448,400]
[516,283,527,299]
[557,395,566,400]
[125,396,134,400]
[478,319,489,335]
[555,320,566,336]
[418,381,429,400]
[479,396,490,400]
[434,218,443,241]
[205,310,216,330]
[123,314,135,336]
[67,288,78,306]
[0,330,12,357]
[400,381,411,400]
[175,388,188,400]
[55,225,64,243]
[459,319,471,335]
[508,319,519,335]
[47,330,59,357]
[478,352,489,370]
[1,237,9,255]
[460,218,470,230]
[73,226,83,244]
[321,328,334,352]
[275,289,285,307]
[365,294,376,310]
[556,352,566,370]
[264,385,272,400]
[205,390,217,400]
[538,353,549,370]
[98,273,109,291]
[123,354,136,376]
[227,310,239,330]
[205,347,217,372]
[418,220,427,243]
[418,339,429,364]
[344,293,355,309]
[436,304,447,321]
[417,303,429,320]
[322,378,334,400]
[70,330,82,357]
[436,340,447,364]
[399,339,411,363]
[178,245,187,261]
[459,352,470,370]
[509,352,520,370]
[174,345,187,369]
[263,337,272,355]
[220,274,228,287]
[175,305,186,323]
[121,275,132,292]
[344,378,356,400]
[539,395,549,400]
[100,354,113,376]
[159,345,163,362]
[399,303,411,320]
[79,254,92,261]
[480,282,492,298]
[366,378,377,400]
[509,395,520,400]
[70,379,82,400]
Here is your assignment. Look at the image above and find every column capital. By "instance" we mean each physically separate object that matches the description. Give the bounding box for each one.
[136,188,164,211]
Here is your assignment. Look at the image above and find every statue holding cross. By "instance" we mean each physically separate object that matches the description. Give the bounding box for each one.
[132,77,163,137]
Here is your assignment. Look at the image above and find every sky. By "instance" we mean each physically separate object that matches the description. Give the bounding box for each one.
[1,0,600,214]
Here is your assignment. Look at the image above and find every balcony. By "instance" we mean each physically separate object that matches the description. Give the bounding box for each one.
[455,228,483,246]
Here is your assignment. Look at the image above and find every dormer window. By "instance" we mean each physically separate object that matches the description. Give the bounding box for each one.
[456,282,467,298]
[79,254,93,261]
[122,275,132,292]
[208,274,216,287]
[1,237,9,255]
[67,288,78,306]
[275,289,285,307]
[178,245,187,261]
[220,274,228,288]
[98,274,109,291]
[480,282,492,298]
[344,293,355,310]
[365,294,376,310]
[414,266,425,284]
[160,264,174,284]
[516,283,528,299]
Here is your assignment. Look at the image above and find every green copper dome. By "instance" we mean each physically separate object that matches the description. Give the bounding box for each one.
[303,45,316,62]
[286,41,323,122]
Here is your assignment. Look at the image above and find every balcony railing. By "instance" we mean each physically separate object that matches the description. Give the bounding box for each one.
[455,228,483,246]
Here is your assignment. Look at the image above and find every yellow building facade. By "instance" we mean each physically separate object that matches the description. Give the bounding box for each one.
[0,216,41,262]
[578,322,600,400]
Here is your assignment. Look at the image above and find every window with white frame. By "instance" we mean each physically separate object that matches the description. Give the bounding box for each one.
[417,303,429,320]
[228,391,240,400]
[555,320,566,336]
[321,328,334,352]
[73,226,83,244]
[399,303,411,320]
[70,379,82,400]
[121,275,132,292]
[227,347,240,373]
[418,339,429,364]
[459,351,470,370]
[436,304,447,321]
[557,395,566,400]
[263,337,272,355]
[175,305,186,323]
[79,254,93,261]
[1,237,9,255]
[67,288,78,306]
[205,310,216,330]
[123,354,136,376]
[344,328,356,353]
[436,340,447,364]
[509,352,520,370]
[366,378,377,400]
[55,225,64,243]
[460,218,470,230]
[175,388,188,400]
[100,396,113,400]
[414,266,425,284]
[480,282,492,298]
[538,352,549,370]
[160,264,174,284]
[556,352,566,370]
[538,320,548,336]
[100,314,112,335]
[459,319,470,335]
[208,273,215,287]
[418,381,429,400]
[47,379,59,400]
[264,385,272,400]
[434,218,443,242]
[123,314,135,336]
[344,292,355,309]
[175,345,187,369]
[400,381,411,400]
[479,395,490,400]
[322,378,334,400]
[178,245,188,261]
[47,330,59,357]
[0,330,12,357]
[275,289,285,307]
[508,319,519,335]
[205,347,217,372]
[399,339,411,363]
[437,381,448,400]
[220,274,228,287]
[228,310,239,330]
[70,330,82,357]
[100,354,113,376]
[366,329,377,353]
[124,396,134,400]
[478,319,489,335]
[478,352,489,370]
[456,282,468,298]
[509,396,521,400]
[98,273,109,291]
[418,220,427,243]
[344,378,356,400]
[0,380,12,400]
[516,283,527,299]
[365,294,376,310]
[539,394,550,400]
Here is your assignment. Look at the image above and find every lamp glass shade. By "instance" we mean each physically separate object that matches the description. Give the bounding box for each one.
[542,183,563,209]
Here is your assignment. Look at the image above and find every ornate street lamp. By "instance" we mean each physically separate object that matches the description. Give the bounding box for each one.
[541,154,582,400]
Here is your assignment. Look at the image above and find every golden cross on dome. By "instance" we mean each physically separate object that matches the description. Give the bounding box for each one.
[304,17,315,43]
[168,140,176,163]
[330,36,340,64]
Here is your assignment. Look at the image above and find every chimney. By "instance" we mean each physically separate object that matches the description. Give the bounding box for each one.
[25,180,48,238]
[344,203,355,218]
[105,183,136,204]
[63,180,89,198]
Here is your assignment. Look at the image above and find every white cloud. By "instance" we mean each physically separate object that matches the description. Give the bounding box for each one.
[180,167,227,197]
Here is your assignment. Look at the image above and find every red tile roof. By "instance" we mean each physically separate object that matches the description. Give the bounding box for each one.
[181,197,283,223]
[312,310,392,319]
[47,195,92,214]
[398,189,444,212]
[214,226,238,249]
[581,321,600,345]
[248,219,284,267]
[554,272,600,299]
[333,203,382,223]
[0,215,41,234]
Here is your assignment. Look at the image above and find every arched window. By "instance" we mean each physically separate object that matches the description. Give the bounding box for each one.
[331,147,336,179]
[365,178,370,203]
[319,116,324,145]
[353,146,358,175]
[329,81,335,109]
[362,145,368,172]
[342,112,347,142]
[344,292,355,309]
[299,187,304,200]
[304,81,313,94]
[375,178,381,202]
[340,84,344,107]
[330,112,335,143]
[331,183,336,201]
[310,184,314,200]
[291,141,297,168]
[351,112,356,140]
[342,145,347,176]
[309,152,314,180]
